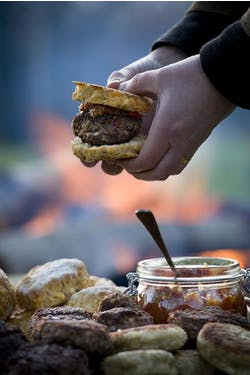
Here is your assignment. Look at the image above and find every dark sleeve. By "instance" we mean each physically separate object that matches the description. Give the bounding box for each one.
[200,9,250,109]
[152,2,250,56]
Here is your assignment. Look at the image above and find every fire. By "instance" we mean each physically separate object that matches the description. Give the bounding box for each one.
[198,249,250,268]
[24,205,62,237]
[23,111,220,236]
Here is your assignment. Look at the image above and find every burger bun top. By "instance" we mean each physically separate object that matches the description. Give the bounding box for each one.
[72,81,153,113]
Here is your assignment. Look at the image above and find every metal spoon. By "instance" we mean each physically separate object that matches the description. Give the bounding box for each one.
[135,209,177,274]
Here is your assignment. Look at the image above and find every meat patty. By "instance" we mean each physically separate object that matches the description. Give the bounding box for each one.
[32,319,112,355]
[167,306,250,341]
[29,306,92,339]
[71,103,142,145]
[93,307,154,332]
[98,292,140,312]
[0,321,27,373]
[8,343,90,375]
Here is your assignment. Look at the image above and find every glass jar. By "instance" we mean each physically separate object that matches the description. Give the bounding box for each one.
[126,257,250,324]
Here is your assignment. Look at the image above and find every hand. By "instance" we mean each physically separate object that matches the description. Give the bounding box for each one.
[98,46,187,175]
[116,55,235,181]
[107,45,187,89]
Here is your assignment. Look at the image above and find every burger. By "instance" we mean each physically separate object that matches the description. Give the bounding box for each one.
[71,81,153,162]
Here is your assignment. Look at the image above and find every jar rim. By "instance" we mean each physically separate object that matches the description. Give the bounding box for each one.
[136,256,242,282]
[138,256,239,268]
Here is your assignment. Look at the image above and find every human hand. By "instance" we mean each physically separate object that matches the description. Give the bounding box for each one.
[115,54,235,181]
[107,45,187,89]
[96,46,187,175]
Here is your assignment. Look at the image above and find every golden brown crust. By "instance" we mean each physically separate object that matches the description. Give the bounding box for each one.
[197,322,250,374]
[72,81,153,112]
[66,285,122,313]
[110,324,187,352]
[72,135,146,162]
[0,268,16,321]
[15,258,94,310]
[101,350,177,375]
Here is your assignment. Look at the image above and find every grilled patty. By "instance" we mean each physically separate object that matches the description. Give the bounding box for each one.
[93,307,154,332]
[8,343,90,375]
[71,103,142,146]
[167,306,250,341]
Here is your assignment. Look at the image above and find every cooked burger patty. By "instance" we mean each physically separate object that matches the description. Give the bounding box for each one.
[29,306,92,339]
[98,292,140,312]
[93,307,154,332]
[32,319,112,355]
[71,103,142,146]
[8,343,90,375]
[0,321,27,373]
[167,306,250,341]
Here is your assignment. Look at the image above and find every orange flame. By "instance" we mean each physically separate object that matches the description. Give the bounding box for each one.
[198,248,250,268]
[24,205,62,237]
[23,112,220,236]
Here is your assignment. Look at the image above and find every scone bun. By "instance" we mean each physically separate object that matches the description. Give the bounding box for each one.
[72,134,146,162]
[72,81,153,112]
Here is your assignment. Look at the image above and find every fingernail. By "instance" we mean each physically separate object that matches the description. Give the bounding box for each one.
[107,79,121,88]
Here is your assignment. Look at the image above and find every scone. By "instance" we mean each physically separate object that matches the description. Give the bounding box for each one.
[110,324,187,353]
[15,258,94,310]
[0,268,16,321]
[66,285,122,313]
[90,275,117,288]
[197,322,250,375]
[101,349,177,375]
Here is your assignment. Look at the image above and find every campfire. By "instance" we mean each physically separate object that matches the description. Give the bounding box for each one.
[0,111,249,275]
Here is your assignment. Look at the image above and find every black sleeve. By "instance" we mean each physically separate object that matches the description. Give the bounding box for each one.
[152,10,241,56]
[200,21,250,109]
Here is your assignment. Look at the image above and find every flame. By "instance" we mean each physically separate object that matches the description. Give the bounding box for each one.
[24,205,62,237]
[23,111,220,236]
[198,248,250,268]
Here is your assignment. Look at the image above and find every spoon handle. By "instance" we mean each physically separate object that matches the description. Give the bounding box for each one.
[135,209,176,272]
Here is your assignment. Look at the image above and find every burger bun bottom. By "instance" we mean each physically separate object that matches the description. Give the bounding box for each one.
[72,135,146,162]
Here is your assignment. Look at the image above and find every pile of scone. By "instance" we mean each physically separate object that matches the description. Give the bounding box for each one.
[1,258,250,375]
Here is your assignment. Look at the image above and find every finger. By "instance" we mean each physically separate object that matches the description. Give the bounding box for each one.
[119,108,171,173]
[107,65,138,87]
[119,70,159,96]
[80,159,98,168]
[101,160,123,175]
[107,80,121,89]
[128,147,192,181]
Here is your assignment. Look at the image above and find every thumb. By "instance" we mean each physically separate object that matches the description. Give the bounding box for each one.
[107,66,138,89]
[119,71,158,96]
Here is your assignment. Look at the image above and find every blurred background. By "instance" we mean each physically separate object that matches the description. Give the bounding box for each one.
[0,1,249,283]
